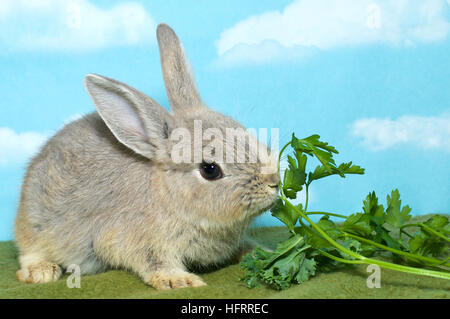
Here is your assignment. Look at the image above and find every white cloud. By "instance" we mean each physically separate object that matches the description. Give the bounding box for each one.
[0,114,90,166]
[0,128,49,166]
[350,112,450,151]
[216,0,450,65]
[215,40,319,67]
[0,0,156,52]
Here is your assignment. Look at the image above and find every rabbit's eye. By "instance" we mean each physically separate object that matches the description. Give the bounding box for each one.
[199,162,223,180]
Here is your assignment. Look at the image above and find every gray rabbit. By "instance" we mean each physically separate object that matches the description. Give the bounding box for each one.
[15,24,279,290]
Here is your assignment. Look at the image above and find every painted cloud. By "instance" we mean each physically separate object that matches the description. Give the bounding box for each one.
[216,0,450,65]
[0,128,49,166]
[0,0,156,52]
[350,112,450,151]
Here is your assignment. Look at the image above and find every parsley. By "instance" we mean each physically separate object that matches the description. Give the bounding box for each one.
[240,134,450,289]
[240,234,316,290]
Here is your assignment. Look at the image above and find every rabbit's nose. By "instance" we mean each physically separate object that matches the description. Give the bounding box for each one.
[265,172,280,188]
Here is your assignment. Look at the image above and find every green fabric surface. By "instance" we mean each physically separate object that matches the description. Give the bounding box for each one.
[1,224,449,299]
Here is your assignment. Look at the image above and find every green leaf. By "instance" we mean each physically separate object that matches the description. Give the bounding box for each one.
[282,157,306,198]
[307,216,341,249]
[358,242,378,257]
[385,189,412,228]
[283,189,298,199]
[270,199,300,232]
[295,152,307,172]
[363,192,385,217]
[309,250,344,272]
[290,134,364,185]
[283,168,306,192]
[300,134,339,154]
[445,223,450,235]
[240,234,316,290]
[361,192,386,227]
[407,215,450,259]
[355,191,404,250]
[267,233,306,265]
[308,165,330,183]
[338,238,362,260]
[308,162,365,183]
[293,253,317,284]
[408,231,448,258]
[423,215,450,236]
[291,134,337,172]
[259,250,312,289]
[373,225,403,251]
[338,162,365,176]
[287,155,297,169]
[342,213,373,237]
[239,247,273,288]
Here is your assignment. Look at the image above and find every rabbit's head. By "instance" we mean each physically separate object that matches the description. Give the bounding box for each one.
[84,24,279,227]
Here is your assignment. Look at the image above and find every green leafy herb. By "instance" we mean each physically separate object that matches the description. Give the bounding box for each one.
[240,234,316,290]
[240,134,450,289]
[385,189,412,228]
[270,199,299,233]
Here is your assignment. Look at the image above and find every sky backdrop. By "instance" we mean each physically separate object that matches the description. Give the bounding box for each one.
[1,0,449,240]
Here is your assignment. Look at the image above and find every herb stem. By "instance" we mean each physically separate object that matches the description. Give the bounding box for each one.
[304,184,309,212]
[282,195,450,280]
[317,249,450,279]
[282,196,362,260]
[306,211,348,219]
[401,223,450,243]
[274,135,450,283]
[277,141,291,174]
[418,223,450,243]
[316,250,362,264]
[343,232,450,268]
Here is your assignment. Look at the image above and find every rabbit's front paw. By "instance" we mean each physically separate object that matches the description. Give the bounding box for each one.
[147,270,207,290]
[16,262,62,284]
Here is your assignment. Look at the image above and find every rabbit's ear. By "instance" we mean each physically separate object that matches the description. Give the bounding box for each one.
[157,23,202,112]
[84,74,172,160]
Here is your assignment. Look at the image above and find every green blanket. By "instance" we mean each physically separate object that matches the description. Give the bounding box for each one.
[1,226,449,299]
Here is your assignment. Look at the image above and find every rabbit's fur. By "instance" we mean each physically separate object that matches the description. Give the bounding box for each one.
[15,24,279,290]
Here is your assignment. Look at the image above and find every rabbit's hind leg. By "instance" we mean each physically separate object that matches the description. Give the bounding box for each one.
[16,253,62,284]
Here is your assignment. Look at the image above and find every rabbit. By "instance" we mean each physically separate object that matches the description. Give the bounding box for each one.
[14,23,280,290]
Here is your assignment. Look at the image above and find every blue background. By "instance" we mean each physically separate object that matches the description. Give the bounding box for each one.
[1,0,449,240]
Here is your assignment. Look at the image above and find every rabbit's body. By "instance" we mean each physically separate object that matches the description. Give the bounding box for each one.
[15,24,279,289]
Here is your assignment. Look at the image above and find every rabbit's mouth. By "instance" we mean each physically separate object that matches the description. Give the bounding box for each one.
[251,192,279,216]
[260,198,277,213]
